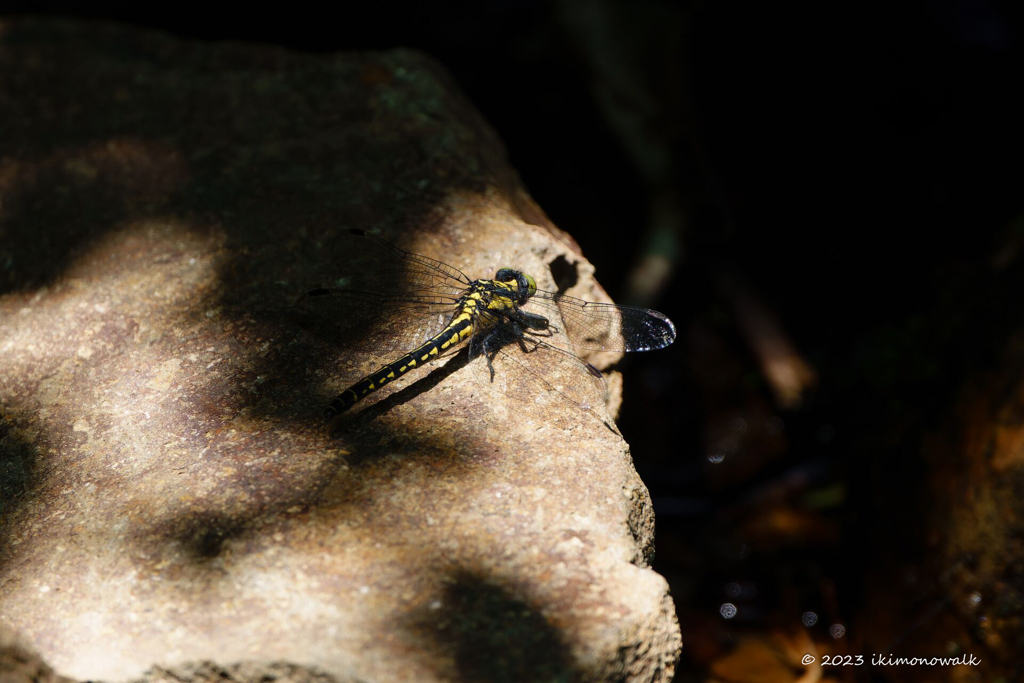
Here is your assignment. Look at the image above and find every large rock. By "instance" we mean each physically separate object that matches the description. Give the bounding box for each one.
[0,19,680,683]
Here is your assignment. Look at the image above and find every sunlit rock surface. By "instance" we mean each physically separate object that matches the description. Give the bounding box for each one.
[0,19,680,683]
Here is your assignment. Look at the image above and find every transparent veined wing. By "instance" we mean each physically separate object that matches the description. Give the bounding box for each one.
[298,230,471,356]
[523,289,676,354]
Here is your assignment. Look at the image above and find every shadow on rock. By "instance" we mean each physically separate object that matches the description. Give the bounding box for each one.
[0,137,187,297]
[404,567,579,683]
[0,413,43,571]
[127,414,480,579]
[130,661,365,683]
[330,347,475,432]
[157,507,255,564]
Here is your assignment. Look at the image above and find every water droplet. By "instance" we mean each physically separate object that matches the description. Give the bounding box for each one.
[720,603,737,619]
[969,591,982,604]
[707,447,725,464]
[802,611,818,627]
[729,417,748,435]
[829,623,845,639]
[724,582,742,598]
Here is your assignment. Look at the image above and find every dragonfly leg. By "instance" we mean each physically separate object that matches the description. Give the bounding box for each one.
[508,309,550,332]
[482,334,499,381]
[479,325,521,381]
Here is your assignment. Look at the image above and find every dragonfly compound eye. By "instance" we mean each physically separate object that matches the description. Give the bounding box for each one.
[521,273,537,299]
[494,267,517,281]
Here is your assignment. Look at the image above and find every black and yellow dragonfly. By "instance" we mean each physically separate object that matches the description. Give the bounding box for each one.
[301,229,675,417]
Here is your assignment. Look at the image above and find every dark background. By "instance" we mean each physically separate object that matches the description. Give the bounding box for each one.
[4,1,1023,680]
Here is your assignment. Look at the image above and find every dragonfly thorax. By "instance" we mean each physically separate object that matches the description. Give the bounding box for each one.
[494,268,537,304]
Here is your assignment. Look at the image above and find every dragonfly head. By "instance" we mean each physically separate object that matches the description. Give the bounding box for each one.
[495,268,537,304]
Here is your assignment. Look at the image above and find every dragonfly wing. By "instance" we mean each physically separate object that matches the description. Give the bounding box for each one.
[469,311,607,414]
[524,290,676,353]
[301,229,480,356]
[340,229,470,301]
[298,289,457,356]
[304,229,477,355]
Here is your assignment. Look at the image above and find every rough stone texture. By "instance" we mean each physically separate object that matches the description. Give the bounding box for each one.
[1,621,347,683]
[0,624,74,683]
[0,19,680,683]
[127,661,349,683]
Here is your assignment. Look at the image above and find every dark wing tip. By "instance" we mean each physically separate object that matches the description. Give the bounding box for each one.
[645,310,677,350]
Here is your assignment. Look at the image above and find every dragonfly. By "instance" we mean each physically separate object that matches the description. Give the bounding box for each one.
[300,229,676,418]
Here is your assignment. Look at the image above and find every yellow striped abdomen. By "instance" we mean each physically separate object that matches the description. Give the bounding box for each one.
[327,310,475,416]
